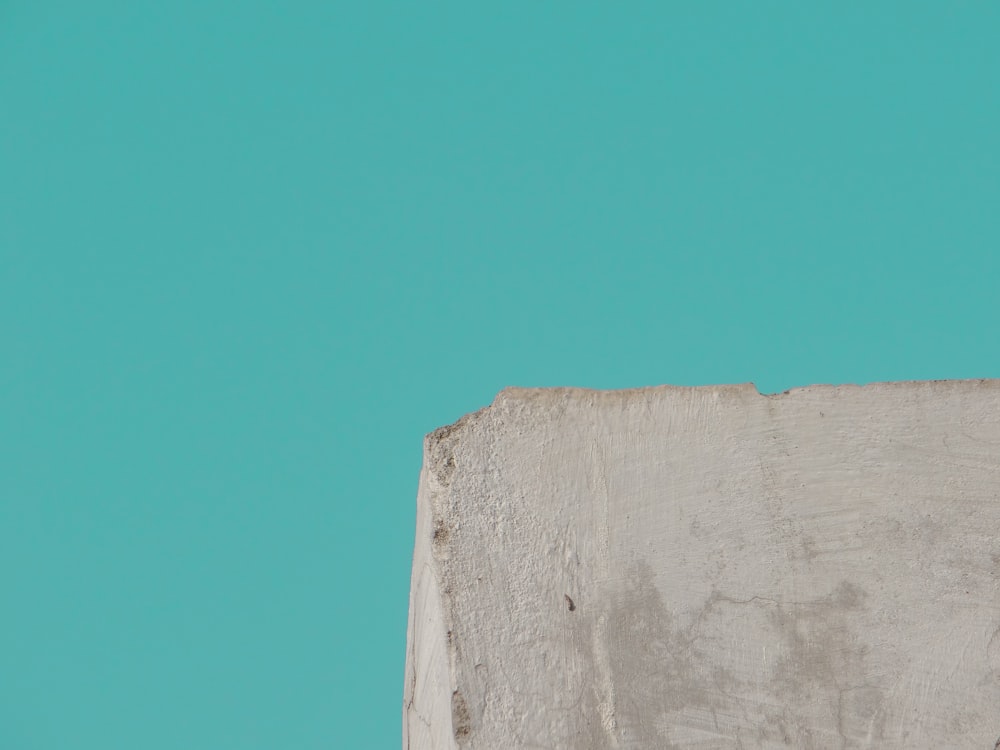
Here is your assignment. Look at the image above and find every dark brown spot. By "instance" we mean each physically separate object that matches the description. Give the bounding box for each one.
[565,594,576,612]
[432,520,450,547]
[451,690,471,742]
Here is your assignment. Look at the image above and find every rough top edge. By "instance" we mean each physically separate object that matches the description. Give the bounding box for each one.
[761,377,1000,398]
[424,402,493,448]
[499,378,1000,400]
[424,378,1000,448]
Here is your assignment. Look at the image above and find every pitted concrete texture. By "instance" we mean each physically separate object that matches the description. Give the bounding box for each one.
[403,381,1000,749]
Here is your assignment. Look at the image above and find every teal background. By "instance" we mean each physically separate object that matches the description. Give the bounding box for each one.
[2,3,998,748]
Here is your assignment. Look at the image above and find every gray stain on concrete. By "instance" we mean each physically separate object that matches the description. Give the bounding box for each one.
[594,562,890,748]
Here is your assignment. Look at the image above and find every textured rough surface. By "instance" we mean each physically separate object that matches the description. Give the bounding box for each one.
[403,381,1000,749]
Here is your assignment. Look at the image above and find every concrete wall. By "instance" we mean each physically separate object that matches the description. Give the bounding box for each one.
[404,381,1000,749]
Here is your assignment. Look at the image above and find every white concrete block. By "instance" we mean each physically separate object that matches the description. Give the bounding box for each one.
[403,381,1000,749]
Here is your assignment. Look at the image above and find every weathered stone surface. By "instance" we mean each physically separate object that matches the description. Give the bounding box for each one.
[403,381,1000,749]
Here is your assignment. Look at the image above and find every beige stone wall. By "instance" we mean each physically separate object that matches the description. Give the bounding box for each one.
[405,381,1000,749]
